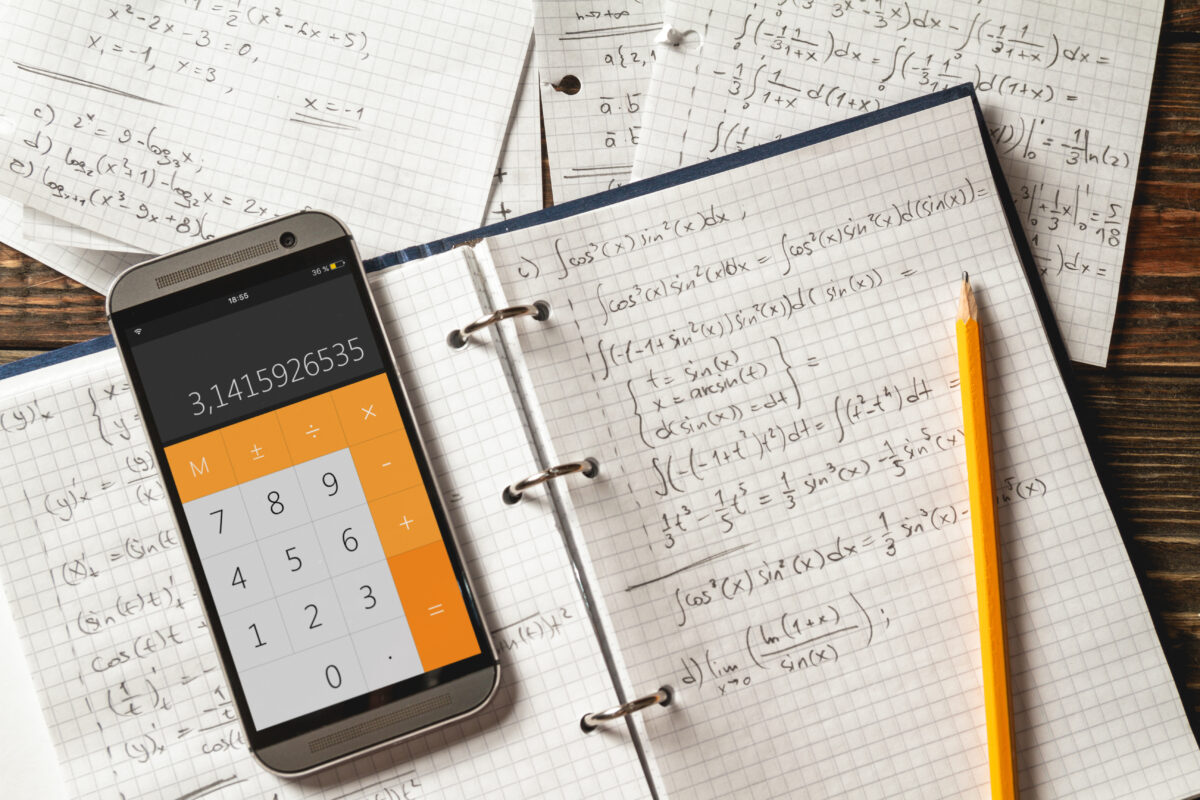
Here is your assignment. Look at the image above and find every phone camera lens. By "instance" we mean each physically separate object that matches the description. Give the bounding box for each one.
[279,232,297,248]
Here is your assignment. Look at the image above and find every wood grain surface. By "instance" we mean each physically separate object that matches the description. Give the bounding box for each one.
[2,1,1199,747]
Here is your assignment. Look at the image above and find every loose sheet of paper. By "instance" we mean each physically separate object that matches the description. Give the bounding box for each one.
[631,0,1163,367]
[23,207,147,253]
[0,113,139,292]
[535,0,661,202]
[0,1,529,262]
[0,194,139,292]
[482,95,1200,798]
[483,31,545,226]
[0,252,648,799]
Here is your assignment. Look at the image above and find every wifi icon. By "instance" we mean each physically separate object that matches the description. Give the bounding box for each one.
[134,328,143,335]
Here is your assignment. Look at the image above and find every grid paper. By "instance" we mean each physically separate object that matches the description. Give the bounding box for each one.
[482,22,545,227]
[0,569,65,798]
[478,95,1200,798]
[630,0,1164,367]
[0,192,139,293]
[0,250,648,799]
[0,0,530,262]
[534,0,662,202]
[0,103,138,291]
[22,207,148,254]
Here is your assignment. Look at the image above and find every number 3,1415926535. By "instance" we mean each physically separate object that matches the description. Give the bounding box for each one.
[187,337,365,417]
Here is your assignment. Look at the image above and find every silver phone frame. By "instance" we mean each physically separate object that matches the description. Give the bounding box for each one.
[106,210,500,775]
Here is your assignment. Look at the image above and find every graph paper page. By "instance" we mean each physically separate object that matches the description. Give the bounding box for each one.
[483,26,545,226]
[0,0,529,261]
[0,574,64,799]
[535,0,662,201]
[0,251,647,799]
[0,112,138,292]
[631,0,1163,367]
[481,95,1200,798]
[23,207,147,253]
[0,195,139,293]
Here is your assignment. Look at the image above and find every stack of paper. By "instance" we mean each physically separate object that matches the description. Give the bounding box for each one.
[0,0,540,291]
[530,0,1163,367]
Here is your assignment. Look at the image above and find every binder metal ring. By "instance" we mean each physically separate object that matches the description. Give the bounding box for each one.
[580,686,673,733]
[447,300,551,349]
[502,457,599,505]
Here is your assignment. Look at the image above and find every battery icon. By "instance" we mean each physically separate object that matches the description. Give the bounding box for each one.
[329,260,344,270]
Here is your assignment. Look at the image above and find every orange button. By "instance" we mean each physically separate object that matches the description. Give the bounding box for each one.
[274,391,346,465]
[350,430,422,501]
[164,430,236,502]
[330,373,402,446]
[388,542,480,671]
[368,485,441,558]
[219,409,291,483]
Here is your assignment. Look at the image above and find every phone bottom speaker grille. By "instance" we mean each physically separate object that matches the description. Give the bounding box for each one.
[308,693,453,752]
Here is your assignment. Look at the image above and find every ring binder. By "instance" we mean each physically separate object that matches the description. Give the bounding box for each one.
[502,457,599,504]
[447,300,550,348]
[580,686,673,733]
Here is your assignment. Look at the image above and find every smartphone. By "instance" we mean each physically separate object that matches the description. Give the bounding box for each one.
[106,211,499,774]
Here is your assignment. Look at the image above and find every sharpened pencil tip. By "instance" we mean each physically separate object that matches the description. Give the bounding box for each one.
[962,271,969,283]
[958,275,977,322]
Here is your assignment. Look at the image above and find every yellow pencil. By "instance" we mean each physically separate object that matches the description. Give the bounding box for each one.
[957,273,1017,800]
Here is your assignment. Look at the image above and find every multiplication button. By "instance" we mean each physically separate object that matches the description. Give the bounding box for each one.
[330,373,402,445]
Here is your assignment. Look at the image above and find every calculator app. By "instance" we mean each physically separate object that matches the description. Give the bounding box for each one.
[163,375,479,728]
[121,248,483,731]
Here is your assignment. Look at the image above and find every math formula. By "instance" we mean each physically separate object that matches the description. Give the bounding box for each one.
[536,0,662,200]
[0,0,530,256]
[636,0,1162,365]
[487,97,1059,772]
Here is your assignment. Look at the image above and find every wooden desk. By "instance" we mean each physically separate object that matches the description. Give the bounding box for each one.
[1,1,1198,743]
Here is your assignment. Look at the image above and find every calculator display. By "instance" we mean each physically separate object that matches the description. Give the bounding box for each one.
[117,239,486,733]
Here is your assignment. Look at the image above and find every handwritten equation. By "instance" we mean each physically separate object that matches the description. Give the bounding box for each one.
[535,0,662,201]
[478,94,1150,796]
[676,591,891,698]
[0,0,531,258]
[633,0,1164,365]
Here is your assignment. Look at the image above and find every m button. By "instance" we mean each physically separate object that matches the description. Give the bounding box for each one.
[164,429,235,502]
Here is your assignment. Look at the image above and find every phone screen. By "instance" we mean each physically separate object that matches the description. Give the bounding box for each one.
[111,237,490,736]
